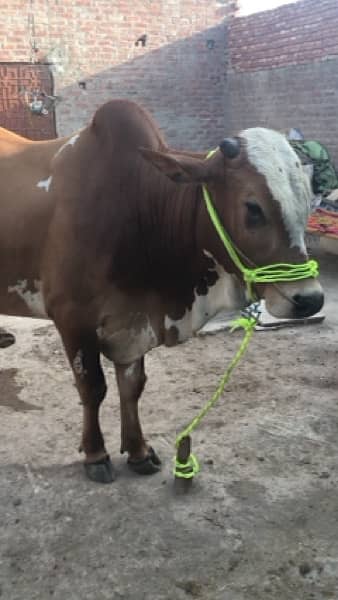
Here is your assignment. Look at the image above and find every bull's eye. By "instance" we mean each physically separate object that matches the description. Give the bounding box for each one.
[245,201,266,228]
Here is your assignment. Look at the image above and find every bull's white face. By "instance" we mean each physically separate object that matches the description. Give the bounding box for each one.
[240,127,323,318]
[243,128,310,252]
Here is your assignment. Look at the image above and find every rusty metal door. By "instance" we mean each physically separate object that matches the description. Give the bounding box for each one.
[0,63,56,140]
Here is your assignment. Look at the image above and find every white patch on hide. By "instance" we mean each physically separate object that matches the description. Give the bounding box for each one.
[36,175,53,192]
[124,363,136,379]
[203,249,215,262]
[164,254,246,343]
[242,127,312,251]
[131,320,158,355]
[55,133,80,157]
[73,350,87,378]
[8,279,47,318]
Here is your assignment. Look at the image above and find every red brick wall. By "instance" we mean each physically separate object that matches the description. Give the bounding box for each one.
[230,0,338,72]
[4,0,337,162]
[226,0,338,165]
[0,0,235,149]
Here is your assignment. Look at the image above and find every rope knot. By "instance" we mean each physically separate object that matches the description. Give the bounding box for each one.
[230,316,257,332]
[308,259,319,277]
[174,454,200,479]
[243,269,257,283]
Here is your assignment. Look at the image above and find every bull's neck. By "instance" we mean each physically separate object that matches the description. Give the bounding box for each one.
[140,181,204,292]
[112,176,238,295]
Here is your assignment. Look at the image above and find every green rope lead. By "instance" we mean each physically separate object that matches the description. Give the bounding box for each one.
[174,316,257,479]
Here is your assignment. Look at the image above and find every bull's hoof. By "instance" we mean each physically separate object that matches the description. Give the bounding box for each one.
[128,447,162,475]
[84,455,115,483]
[0,329,15,349]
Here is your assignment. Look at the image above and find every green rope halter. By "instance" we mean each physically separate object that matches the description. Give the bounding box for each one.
[173,150,319,483]
[202,186,318,300]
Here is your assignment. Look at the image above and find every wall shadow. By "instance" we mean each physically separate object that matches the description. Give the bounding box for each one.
[53,23,228,151]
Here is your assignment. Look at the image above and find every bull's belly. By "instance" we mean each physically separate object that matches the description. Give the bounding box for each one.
[97,312,161,364]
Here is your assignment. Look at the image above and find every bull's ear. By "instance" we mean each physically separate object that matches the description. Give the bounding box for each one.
[139,147,214,183]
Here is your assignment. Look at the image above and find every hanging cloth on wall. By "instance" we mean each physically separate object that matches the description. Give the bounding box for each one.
[291,140,338,195]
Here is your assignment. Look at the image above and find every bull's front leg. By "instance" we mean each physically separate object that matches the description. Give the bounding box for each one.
[55,323,115,483]
[115,358,161,475]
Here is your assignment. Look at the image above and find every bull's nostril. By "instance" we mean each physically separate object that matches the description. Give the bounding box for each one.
[293,294,303,306]
[292,292,324,317]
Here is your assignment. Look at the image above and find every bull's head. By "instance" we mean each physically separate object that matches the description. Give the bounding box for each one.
[140,128,324,319]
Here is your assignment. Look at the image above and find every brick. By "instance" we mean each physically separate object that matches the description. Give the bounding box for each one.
[226,55,338,164]
[230,0,338,72]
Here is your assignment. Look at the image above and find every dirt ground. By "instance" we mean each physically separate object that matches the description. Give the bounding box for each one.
[0,248,337,600]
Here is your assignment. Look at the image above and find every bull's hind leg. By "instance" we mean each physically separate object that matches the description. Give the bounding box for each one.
[56,324,115,483]
[115,358,161,475]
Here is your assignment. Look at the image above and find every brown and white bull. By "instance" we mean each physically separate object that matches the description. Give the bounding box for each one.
[0,100,323,482]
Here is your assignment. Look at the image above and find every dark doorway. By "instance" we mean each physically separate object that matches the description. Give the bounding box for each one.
[0,63,56,140]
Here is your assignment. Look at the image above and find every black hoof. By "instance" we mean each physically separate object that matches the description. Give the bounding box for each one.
[0,330,15,349]
[84,455,115,483]
[128,447,162,475]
